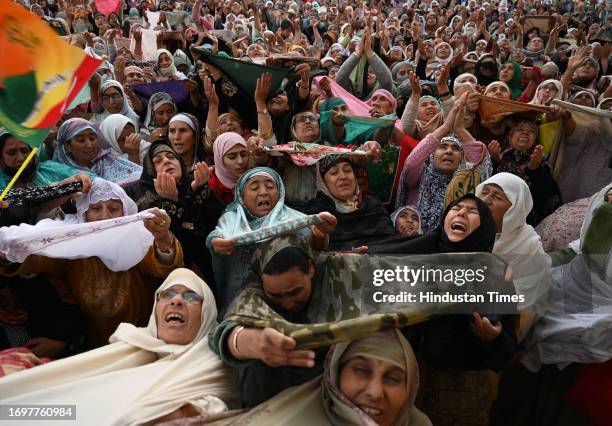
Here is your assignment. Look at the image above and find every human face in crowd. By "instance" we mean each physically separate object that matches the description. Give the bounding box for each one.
[266,91,290,115]
[67,129,98,167]
[102,87,123,114]
[367,69,377,88]
[323,161,357,202]
[436,43,451,60]
[219,114,243,135]
[153,151,182,181]
[433,140,462,175]
[154,103,175,128]
[339,356,408,426]
[444,198,482,242]
[247,43,266,58]
[369,94,394,118]
[389,48,404,62]
[242,175,279,217]
[395,64,412,80]
[479,184,512,233]
[223,144,249,179]
[117,123,136,153]
[125,70,145,85]
[85,199,124,222]
[499,63,515,83]
[328,67,339,80]
[395,210,420,237]
[158,53,173,69]
[486,84,511,100]
[527,37,544,52]
[293,112,320,143]
[417,98,440,122]
[450,32,462,47]
[94,13,107,29]
[261,263,315,313]
[155,284,203,345]
[574,60,598,82]
[423,41,434,58]
[168,121,195,158]
[1,137,30,170]
[426,14,437,28]
[537,83,558,105]
[476,40,487,53]
[509,121,538,152]
[571,92,595,108]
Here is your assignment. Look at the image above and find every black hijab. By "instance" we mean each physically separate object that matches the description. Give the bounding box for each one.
[367,194,496,254]
[474,54,499,87]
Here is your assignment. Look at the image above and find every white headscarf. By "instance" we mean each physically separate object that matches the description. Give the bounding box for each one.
[530,79,564,105]
[0,268,239,426]
[92,79,141,125]
[476,173,551,322]
[157,48,182,79]
[99,114,150,162]
[0,179,156,271]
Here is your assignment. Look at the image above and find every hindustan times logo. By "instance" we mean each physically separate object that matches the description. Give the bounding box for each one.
[372,266,487,287]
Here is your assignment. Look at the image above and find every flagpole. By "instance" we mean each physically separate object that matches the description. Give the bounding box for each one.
[0,147,38,201]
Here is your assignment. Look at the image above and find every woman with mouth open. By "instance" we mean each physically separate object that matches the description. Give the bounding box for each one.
[206,330,431,426]
[207,167,336,316]
[396,93,492,233]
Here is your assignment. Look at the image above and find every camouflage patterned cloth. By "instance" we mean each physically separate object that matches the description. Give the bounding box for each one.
[232,214,325,246]
[220,234,517,350]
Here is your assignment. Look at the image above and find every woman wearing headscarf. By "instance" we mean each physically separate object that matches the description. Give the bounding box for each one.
[304,156,396,251]
[141,92,177,139]
[0,268,239,425]
[128,142,225,287]
[368,194,518,426]
[474,53,499,87]
[529,79,565,106]
[207,167,333,314]
[208,132,250,205]
[476,173,552,341]
[401,72,455,141]
[91,80,141,125]
[499,61,524,100]
[207,331,431,426]
[167,113,206,170]
[99,114,150,165]
[52,118,143,187]
[391,205,422,238]
[156,48,186,81]
[497,119,562,226]
[396,94,491,233]
[0,178,182,348]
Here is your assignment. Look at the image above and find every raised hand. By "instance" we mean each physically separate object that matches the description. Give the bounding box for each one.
[191,161,212,191]
[154,172,179,201]
[487,140,502,162]
[254,72,272,106]
[528,144,544,170]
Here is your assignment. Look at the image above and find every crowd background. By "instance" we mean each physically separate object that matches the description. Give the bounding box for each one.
[0,0,611,425]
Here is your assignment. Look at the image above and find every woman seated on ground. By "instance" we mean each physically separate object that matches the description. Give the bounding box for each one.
[100,114,150,165]
[52,118,143,187]
[0,178,183,349]
[207,167,336,314]
[304,155,397,251]
[0,269,238,426]
[396,93,491,233]
[128,141,224,288]
[208,331,431,426]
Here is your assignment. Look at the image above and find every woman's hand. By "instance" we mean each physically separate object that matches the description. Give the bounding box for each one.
[360,140,382,161]
[471,313,502,341]
[144,209,174,251]
[202,75,219,107]
[408,71,422,102]
[527,144,544,171]
[191,161,212,191]
[123,133,141,158]
[24,337,66,359]
[312,211,337,239]
[254,72,272,107]
[154,172,179,202]
[487,140,502,163]
[211,237,237,255]
[61,172,92,193]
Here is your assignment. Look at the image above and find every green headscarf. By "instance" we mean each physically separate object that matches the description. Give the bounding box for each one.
[503,61,524,100]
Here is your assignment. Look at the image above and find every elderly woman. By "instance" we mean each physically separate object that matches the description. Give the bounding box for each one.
[91,80,141,125]
[52,118,142,187]
[141,92,177,139]
[208,331,431,426]
[0,178,182,348]
[0,268,238,425]
[100,114,150,165]
[496,119,562,225]
[396,94,491,232]
[128,141,224,288]
[305,156,396,251]
[207,167,334,314]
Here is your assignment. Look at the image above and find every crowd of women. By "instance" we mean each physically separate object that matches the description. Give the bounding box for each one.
[0,0,611,424]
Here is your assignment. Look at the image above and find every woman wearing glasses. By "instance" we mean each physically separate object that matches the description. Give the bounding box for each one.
[0,269,239,425]
[90,79,141,126]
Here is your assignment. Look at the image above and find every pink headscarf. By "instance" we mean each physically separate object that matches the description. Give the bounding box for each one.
[366,89,398,112]
[213,132,247,189]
